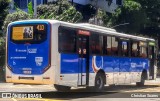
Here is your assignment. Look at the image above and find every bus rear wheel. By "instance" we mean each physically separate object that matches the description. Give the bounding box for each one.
[136,72,147,86]
[95,73,105,91]
[54,84,71,92]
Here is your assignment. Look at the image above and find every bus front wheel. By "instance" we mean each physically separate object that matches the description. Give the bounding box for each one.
[54,84,71,92]
[95,73,105,91]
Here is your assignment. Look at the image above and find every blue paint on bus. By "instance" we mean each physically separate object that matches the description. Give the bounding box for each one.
[7,21,50,75]
[60,54,79,73]
[60,54,149,74]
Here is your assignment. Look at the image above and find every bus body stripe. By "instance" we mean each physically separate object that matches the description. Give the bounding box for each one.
[60,54,149,74]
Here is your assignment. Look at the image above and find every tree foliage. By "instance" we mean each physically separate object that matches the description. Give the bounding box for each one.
[0,0,10,68]
[135,0,160,35]
[37,0,82,23]
[56,6,82,23]
[95,0,160,36]
[111,0,147,34]
[95,0,146,34]
[28,1,34,18]
[0,0,10,33]
[3,10,30,34]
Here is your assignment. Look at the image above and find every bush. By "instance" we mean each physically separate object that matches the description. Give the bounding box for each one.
[3,10,31,34]
[0,0,10,31]
[0,37,5,82]
[37,0,82,23]
[37,0,71,18]
[56,7,83,23]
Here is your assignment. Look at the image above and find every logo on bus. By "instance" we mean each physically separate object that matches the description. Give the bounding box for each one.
[28,49,37,53]
[15,49,27,52]
[131,62,147,68]
[92,56,102,73]
[35,57,43,66]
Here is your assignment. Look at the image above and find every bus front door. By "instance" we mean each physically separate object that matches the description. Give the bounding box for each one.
[77,35,89,86]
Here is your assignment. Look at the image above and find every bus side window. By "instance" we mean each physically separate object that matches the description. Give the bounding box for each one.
[139,42,147,58]
[111,37,118,56]
[148,46,154,59]
[131,42,139,57]
[121,41,129,57]
[107,36,112,55]
[91,33,103,55]
[103,36,112,55]
[58,26,76,53]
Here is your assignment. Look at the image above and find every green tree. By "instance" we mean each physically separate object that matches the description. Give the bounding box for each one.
[112,0,147,34]
[100,0,147,34]
[96,9,112,27]
[37,0,72,19]
[135,0,160,36]
[37,0,83,23]
[56,6,82,23]
[0,0,10,81]
[0,0,10,35]
[96,0,160,36]
[28,1,34,18]
[3,10,30,34]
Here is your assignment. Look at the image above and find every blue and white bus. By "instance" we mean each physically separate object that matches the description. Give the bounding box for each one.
[6,20,156,91]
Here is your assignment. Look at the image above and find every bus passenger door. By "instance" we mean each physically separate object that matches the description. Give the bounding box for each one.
[77,35,89,86]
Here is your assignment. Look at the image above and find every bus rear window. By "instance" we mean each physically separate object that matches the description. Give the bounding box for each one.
[11,24,47,43]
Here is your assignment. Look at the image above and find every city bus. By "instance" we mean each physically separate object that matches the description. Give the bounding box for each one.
[6,20,157,91]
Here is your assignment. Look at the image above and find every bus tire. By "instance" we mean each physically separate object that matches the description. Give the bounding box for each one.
[54,84,71,92]
[136,71,147,86]
[95,73,105,91]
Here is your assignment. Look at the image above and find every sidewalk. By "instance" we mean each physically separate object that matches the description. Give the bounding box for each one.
[145,78,160,85]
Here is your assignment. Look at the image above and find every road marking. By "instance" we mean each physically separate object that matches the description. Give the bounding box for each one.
[0,98,63,101]
[15,98,62,101]
[12,98,17,101]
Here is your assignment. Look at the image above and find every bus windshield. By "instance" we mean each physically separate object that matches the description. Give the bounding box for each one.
[11,24,47,44]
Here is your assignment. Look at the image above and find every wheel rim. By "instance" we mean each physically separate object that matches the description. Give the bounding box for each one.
[96,76,103,89]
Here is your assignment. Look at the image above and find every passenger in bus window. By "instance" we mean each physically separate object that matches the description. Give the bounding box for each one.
[23,27,33,39]
[28,27,33,38]
[23,28,28,38]
[83,49,86,54]
[79,48,81,54]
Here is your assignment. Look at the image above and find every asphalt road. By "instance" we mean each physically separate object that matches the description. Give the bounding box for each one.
[0,79,160,101]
